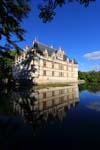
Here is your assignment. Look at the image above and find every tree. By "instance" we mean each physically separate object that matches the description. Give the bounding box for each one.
[0,50,19,80]
[0,0,31,81]
[39,0,96,23]
[0,0,30,55]
[78,71,100,83]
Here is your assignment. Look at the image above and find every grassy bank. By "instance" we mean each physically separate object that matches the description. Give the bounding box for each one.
[15,81,79,90]
[33,83,75,90]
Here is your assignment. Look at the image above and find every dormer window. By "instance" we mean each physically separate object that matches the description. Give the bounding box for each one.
[43,49,48,58]
[56,48,64,60]
[51,52,56,60]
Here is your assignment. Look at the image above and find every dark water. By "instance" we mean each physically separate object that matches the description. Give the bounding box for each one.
[0,83,100,150]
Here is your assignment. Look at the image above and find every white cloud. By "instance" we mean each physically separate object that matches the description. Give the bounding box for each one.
[91,65,100,71]
[86,102,100,111]
[84,51,100,60]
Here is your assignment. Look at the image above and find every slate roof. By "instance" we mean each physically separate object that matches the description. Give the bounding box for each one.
[33,41,56,56]
[73,59,78,64]
[33,41,78,64]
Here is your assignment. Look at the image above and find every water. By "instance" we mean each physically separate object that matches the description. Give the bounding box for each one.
[0,83,100,150]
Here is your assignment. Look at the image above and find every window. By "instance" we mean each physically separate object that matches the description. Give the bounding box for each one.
[61,72,64,77]
[67,95,69,100]
[59,97,64,103]
[43,101,46,109]
[52,71,54,76]
[61,89,64,94]
[43,61,46,67]
[52,91,55,96]
[52,99,55,105]
[52,62,54,68]
[43,70,46,76]
[59,72,61,77]
[59,72,63,77]
[43,93,46,98]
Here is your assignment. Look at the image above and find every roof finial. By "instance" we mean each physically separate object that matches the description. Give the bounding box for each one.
[33,36,38,45]
[50,45,53,48]
[59,46,62,51]
[34,36,37,42]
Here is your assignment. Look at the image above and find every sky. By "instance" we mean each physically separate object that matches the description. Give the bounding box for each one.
[1,0,100,71]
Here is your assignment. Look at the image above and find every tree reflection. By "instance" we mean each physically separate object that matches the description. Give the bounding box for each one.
[79,83,100,93]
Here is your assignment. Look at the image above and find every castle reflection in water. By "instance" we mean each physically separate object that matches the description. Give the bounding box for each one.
[12,84,79,124]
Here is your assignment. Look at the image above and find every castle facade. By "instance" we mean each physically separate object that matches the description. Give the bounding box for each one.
[13,39,78,84]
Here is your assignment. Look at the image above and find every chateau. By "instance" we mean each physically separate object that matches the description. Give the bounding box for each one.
[13,39,78,84]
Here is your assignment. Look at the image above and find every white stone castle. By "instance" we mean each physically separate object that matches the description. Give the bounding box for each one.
[12,39,78,84]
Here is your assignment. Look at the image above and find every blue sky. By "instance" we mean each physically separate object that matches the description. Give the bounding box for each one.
[2,0,100,71]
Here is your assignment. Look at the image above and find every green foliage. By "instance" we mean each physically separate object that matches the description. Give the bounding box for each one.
[79,83,100,93]
[0,0,30,79]
[78,71,100,83]
[0,50,18,80]
[0,0,30,52]
[39,0,96,23]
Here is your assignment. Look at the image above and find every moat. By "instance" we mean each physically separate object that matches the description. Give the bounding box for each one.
[0,83,100,150]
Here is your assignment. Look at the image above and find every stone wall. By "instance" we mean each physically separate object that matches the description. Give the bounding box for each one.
[13,47,78,84]
[34,57,78,84]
